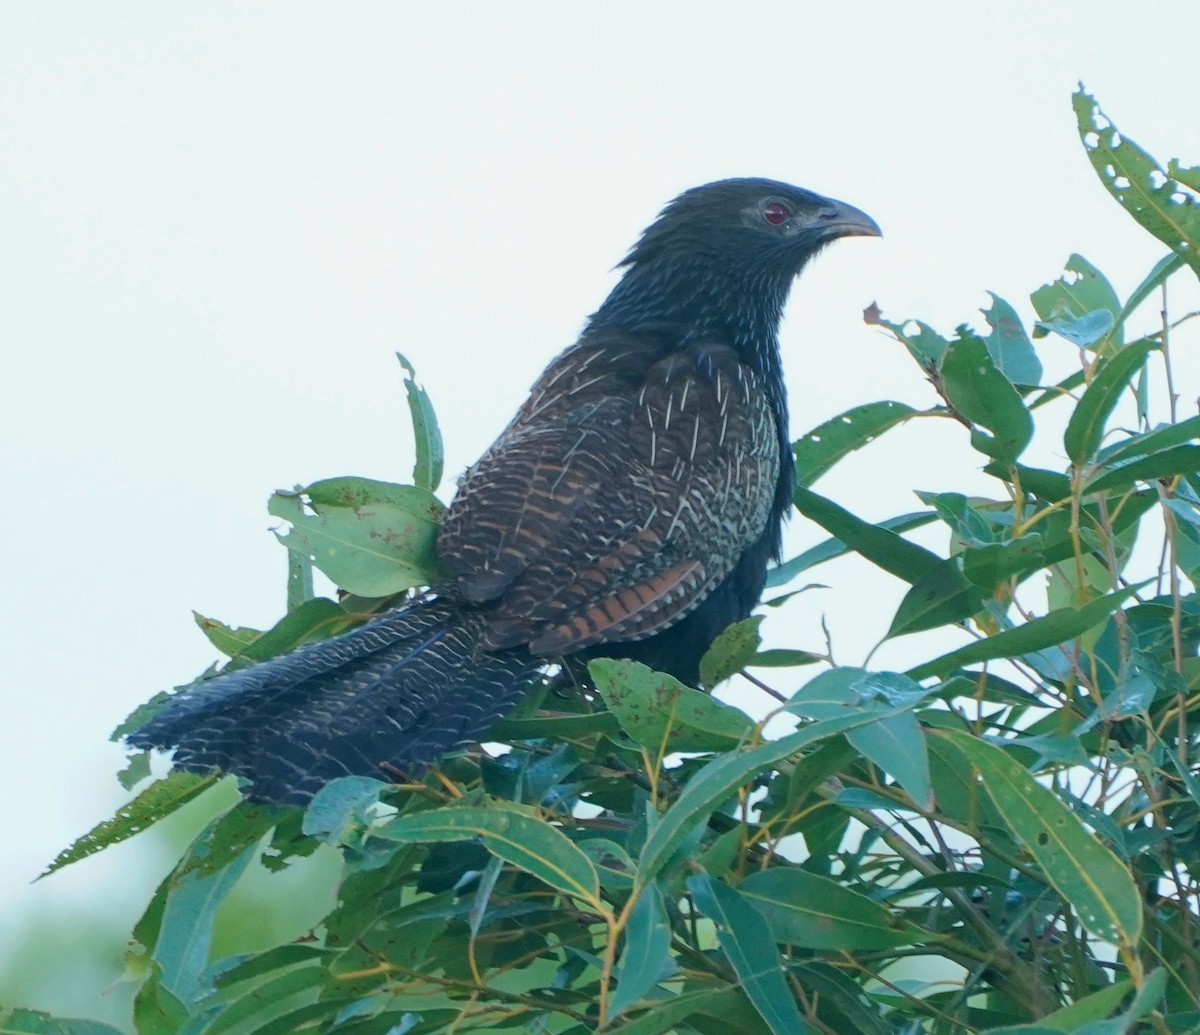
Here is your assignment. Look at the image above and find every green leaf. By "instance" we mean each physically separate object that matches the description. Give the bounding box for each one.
[1063,336,1159,465]
[849,711,933,811]
[491,710,622,740]
[936,730,1142,947]
[131,964,189,1035]
[982,293,1042,386]
[590,658,754,752]
[960,534,1046,592]
[1101,414,1200,467]
[793,487,942,585]
[41,771,221,878]
[269,476,445,596]
[792,400,918,487]
[687,874,809,1035]
[374,804,602,908]
[0,1008,126,1035]
[301,775,390,846]
[609,883,673,1016]
[1035,309,1115,349]
[1031,253,1123,346]
[1086,443,1200,494]
[699,616,764,688]
[939,331,1033,463]
[766,511,936,588]
[740,868,918,950]
[579,838,636,892]
[605,989,752,1035]
[865,306,950,370]
[906,584,1144,681]
[986,460,1072,500]
[790,963,893,1035]
[153,818,262,1002]
[1114,252,1185,334]
[747,648,824,668]
[232,597,360,664]
[1074,87,1200,279]
[887,557,983,637]
[785,667,935,718]
[193,612,264,657]
[202,965,328,1035]
[396,351,444,493]
[636,710,889,884]
[1035,978,1134,1030]
[285,544,314,613]
[784,668,935,809]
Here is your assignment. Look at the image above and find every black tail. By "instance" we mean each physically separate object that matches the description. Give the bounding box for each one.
[127,597,543,805]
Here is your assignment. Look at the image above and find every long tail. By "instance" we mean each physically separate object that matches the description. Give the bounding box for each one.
[126,596,543,805]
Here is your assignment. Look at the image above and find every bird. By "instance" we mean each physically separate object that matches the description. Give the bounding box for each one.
[127,178,880,805]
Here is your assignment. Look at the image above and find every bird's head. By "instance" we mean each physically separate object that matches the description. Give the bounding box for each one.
[618,177,881,280]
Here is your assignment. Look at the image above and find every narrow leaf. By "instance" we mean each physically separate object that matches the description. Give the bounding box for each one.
[605,989,750,1035]
[41,772,221,878]
[936,730,1142,946]
[766,511,935,588]
[887,558,983,637]
[907,584,1143,680]
[792,400,918,487]
[740,868,918,949]
[1074,87,1200,278]
[636,710,889,883]
[233,597,358,664]
[609,883,673,1016]
[0,1009,127,1035]
[285,546,314,613]
[396,351,444,493]
[1086,443,1200,494]
[193,612,263,658]
[1115,252,1185,333]
[1101,414,1200,467]
[793,487,942,585]
[687,874,809,1035]
[1063,336,1159,465]
[960,534,1046,592]
[154,828,261,1002]
[375,805,602,907]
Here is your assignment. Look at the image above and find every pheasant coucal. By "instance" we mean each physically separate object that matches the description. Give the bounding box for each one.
[128,178,880,804]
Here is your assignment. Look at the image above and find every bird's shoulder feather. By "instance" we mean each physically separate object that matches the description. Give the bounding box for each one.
[437,330,780,655]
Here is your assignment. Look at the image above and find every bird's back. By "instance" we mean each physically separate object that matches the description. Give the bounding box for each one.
[437,327,783,678]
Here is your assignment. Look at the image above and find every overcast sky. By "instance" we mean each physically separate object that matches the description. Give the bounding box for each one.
[2,2,1198,1013]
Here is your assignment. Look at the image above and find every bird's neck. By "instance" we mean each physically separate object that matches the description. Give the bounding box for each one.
[588,255,793,427]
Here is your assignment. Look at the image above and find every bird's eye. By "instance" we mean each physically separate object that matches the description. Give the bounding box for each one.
[762,201,790,225]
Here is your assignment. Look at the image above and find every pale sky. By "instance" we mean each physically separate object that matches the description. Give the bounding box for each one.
[2,2,1198,1016]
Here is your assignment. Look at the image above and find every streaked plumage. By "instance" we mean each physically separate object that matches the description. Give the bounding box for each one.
[129,178,879,804]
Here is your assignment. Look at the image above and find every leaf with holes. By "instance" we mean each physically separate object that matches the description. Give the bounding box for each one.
[792,400,919,487]
[1074,87,1200,278]
[269,477,445,596]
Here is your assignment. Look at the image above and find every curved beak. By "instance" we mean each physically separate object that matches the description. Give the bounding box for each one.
[818,197,882,239]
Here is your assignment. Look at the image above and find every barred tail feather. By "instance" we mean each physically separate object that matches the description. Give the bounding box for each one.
[127,597,542,805]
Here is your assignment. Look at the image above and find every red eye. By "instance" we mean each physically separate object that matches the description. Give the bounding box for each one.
[762,201,790,225]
